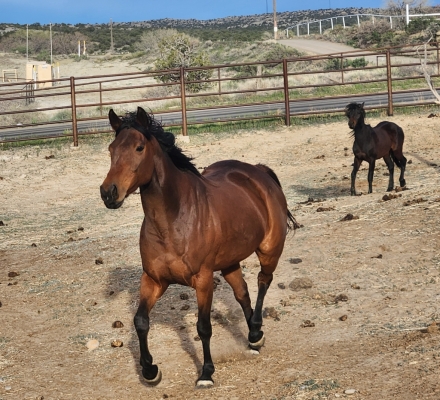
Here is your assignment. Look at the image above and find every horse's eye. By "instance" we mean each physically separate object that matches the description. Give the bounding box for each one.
[136,145,144,152]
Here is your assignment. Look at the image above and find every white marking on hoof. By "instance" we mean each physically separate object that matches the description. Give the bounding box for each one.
[249,334,265,350]
[145,368,162,386]
[248,349,260,355]
[196,379,214,388]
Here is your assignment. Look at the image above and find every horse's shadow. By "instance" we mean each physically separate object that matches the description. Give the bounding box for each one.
[288,183,350,201]
[105,265,249,387]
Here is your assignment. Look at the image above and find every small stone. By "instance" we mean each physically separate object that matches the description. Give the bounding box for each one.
[351,284,360,289]
[344,389,356,395]
[301,320,315,328]
[112,320,124,328]
[249,349,260,355]
[31,243,37,247]
[194,335,201,341]
[5,386,11,391]
[0,221,4,226]
[95,257,104,265]
[86,339,99,351]
[181,304,190,311]
[179,293,189,300]
[111,339,123,348]
[277,283,286,289]
[340,213,359,221]
[8,271,19,278]
[426,322,439,334]
[289,258,302,264]
[339,315,348,321]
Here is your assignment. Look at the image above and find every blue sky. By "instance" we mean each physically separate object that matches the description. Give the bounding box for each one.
[0,1,390,25]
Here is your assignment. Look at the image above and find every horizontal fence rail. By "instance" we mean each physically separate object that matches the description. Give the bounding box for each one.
[1,41,440,145]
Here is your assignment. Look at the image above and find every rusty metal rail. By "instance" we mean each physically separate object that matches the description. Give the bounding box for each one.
[1,42,439,145]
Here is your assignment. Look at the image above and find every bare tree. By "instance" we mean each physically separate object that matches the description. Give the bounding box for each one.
[384,0,431,15]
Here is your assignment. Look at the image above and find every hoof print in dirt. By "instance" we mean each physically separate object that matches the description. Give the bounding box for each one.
[334,294,349,303]
[316,206,334,212]
[289,277,313,291]
[179,293,189,300]
[340,213,359,221]
[263,306,279,320]
[301,320,315,328]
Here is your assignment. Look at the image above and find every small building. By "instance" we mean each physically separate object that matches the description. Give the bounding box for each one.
[26,62,53,88]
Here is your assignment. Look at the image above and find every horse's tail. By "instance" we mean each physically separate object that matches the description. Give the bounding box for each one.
[256,163,300,231]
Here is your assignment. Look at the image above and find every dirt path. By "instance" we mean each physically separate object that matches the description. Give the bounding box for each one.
[1,111,440,399]
[279,39,357,56]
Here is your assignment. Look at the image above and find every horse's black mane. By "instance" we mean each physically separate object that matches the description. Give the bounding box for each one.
[117,110,201,177]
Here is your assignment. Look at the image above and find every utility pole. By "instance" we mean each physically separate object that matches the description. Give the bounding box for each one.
[110,18,114,53]
[26,24,28,62]
[50,22,53,65]
[273,0,277,40]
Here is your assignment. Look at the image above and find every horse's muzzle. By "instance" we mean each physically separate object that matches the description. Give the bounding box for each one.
[100,184,124,209]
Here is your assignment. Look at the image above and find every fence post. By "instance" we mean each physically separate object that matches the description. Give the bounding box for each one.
[99,82,103,116]
[180,67,188,136]
[340,53,344,84]
[218,67,221,95]
[386,50,394,116]
[70,76,79,146]
[283,59,290,126]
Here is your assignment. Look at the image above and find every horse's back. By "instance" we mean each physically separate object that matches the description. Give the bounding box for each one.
[373,121,404,152]
[202,159,288,230]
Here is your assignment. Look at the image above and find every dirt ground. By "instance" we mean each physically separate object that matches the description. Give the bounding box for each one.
[1,106,440,400]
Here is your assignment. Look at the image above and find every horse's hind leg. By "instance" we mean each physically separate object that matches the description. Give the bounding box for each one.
[383,154,395,192]
[248,249,281,349]
[222,263,253,333]
[134,273,168,385]
[391,150,407,187]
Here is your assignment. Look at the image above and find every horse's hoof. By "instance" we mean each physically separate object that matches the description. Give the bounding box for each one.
[143,368,162,386]
[249,333,265,350]
[196,379,214,388]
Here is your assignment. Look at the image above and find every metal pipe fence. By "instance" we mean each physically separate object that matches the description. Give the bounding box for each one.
[1,41,440,145]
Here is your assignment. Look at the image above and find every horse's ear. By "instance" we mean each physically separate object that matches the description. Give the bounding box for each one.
[136,107,152,128]
[361,102,365,108]
[109,109,122,132]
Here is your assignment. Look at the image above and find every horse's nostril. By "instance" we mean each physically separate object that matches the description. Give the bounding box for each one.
[111,185,118,199]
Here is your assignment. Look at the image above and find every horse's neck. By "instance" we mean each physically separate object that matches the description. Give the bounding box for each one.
[354,121,374,143]
[140,150,199,228]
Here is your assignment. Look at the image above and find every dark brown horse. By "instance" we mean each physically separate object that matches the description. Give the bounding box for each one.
[345,102,407,195]
[100,107,297,387]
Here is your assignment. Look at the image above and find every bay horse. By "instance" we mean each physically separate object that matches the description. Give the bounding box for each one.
[345,102,407,195]
[100,107,297,387]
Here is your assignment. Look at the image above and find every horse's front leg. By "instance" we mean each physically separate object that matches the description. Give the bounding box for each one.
[367,159,376,194]
[194,272,215,388]
[383,154,395,192]
[134,272,168,385]
[351,157,362,196]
